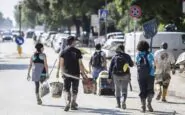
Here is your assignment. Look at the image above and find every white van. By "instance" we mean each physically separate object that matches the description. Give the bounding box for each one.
[125,32,185,60]
[102,38,125,58]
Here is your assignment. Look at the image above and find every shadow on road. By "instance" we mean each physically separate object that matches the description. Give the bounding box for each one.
[166,101,185,105]
[127,108,176,115]
[41,104,64,108]
[0,63,55,70]
[0,64,29,70]
[72,107,132,115]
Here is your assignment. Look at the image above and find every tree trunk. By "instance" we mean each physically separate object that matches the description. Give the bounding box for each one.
[72,15,81,37]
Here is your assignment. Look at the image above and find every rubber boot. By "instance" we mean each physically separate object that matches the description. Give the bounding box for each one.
[122,94,127,110]
[71,94,78,110]
[156,86,162,100]
[116,97,121,108]
[36,93,42,105]
[64,92,71,112]
[147,95,154,112]
[141,98,146,112]
[162,88,168,102]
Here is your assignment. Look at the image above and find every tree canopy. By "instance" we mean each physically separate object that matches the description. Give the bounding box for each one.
[14,0,185,32]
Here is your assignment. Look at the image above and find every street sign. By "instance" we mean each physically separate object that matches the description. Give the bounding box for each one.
[143,19,158,52]
[15,36,24,45]
[129,5,142,18]
[99,9,108,20]
[143,19,158,39]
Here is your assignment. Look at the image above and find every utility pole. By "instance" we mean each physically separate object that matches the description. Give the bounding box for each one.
[105,0,107,39]
[18,2,22,37]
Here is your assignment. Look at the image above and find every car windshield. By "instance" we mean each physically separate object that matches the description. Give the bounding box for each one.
[3,32,12,35]
[103,41,124,50]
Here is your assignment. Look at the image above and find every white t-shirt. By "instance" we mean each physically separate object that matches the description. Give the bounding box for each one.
[154,49,175,74]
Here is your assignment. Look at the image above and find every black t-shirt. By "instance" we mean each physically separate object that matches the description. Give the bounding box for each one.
[60,47,82,75]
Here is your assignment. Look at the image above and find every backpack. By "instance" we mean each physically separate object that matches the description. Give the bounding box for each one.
[91,51,104,68]
[112,54,129,76]
[137,53,150,77]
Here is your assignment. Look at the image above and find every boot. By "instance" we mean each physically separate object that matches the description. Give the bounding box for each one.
[147,95,154,112]
[36,93,42,105]
[71,94,78,110]
[64,92,71,112]
[162,88,168,102]
[116,97,121,108]
[141,98,146,112]
[121,94,127,110]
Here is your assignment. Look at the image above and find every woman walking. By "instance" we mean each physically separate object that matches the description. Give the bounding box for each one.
[27,43,49,105]
[136,41,155,112]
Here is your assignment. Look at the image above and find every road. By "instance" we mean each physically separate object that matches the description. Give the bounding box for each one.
[0,39,184,115]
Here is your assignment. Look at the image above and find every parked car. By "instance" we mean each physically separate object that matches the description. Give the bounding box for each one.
[26,30,35,39]
[39,31,57,45]
[11,30,24,38]
[106,32,124,39]
[53,34,69,53]
[2,32,14,42]
[102,38,125,58]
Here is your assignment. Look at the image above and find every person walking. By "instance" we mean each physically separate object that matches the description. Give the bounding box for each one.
[136,40,155,112]
[59,36,88,112]
[89,43,107,94]
[154,42,175,102]
[108,45,134,109]
[27,43,49,105]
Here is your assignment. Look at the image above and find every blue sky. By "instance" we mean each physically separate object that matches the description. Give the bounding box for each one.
[0,0,20,25]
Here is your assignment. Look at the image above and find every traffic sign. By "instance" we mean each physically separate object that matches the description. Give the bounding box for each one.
[15,36,24,45]
[129,5,142,18]
[99,9,108,20]
[143,19,158,39]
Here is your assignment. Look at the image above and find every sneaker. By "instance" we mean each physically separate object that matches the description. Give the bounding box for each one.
[71,105,78,110]
[37,99,42,105]
[122,102,126,110]
[162,98,167,102]
[64,105,70,112]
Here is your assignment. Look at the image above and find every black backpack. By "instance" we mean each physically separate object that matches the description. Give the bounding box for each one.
[92,51,104,68]
[113,54,129,75]
[137,53,150,77]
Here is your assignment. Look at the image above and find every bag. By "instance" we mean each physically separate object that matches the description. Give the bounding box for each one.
[97,78,114,96]
[82,78,94,94]
[50,81,63,98]
[39,81,50,98]
[137,53,150,77]
[92,51,104,68]
[113,54,129,75]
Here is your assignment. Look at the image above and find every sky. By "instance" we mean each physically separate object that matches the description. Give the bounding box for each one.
[0,0,20,26]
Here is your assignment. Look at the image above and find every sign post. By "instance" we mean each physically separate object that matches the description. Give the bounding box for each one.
[143,19,158,52]
[15,36,24,57]
[99,9,108,39]
[183,0,185,13]
[129,5,142,59]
